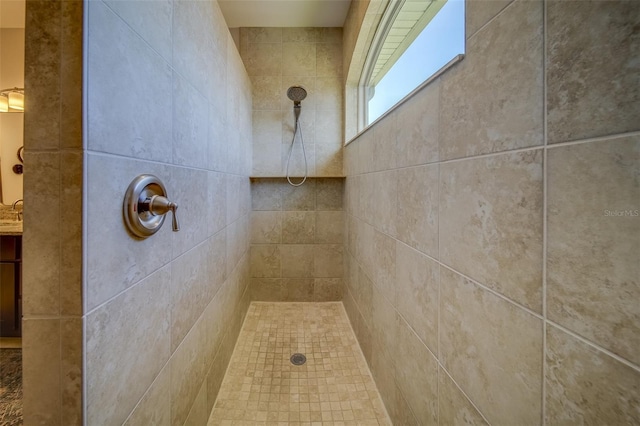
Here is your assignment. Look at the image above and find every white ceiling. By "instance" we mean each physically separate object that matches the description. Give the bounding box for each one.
[219,0,351,28]
[0,0,25,29]
[1,0,350,30]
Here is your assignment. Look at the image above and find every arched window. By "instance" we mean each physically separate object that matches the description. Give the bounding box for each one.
[357,0,465,129]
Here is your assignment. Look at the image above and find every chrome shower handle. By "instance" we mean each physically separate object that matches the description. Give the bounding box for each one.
[144,195,179,232]
[123,174,180,238]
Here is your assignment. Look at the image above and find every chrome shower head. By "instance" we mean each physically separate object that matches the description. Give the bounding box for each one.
[287,86,307,103]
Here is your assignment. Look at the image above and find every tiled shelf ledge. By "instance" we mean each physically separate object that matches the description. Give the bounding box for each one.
[250,176,345,180]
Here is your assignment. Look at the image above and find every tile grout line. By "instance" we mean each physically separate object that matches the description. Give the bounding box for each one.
[541,0,549,423]
[546,320,640,374]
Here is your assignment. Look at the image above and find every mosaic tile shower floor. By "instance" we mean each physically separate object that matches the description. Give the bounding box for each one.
[208,302,391,425]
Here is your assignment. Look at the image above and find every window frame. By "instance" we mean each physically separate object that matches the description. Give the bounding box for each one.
[347,0,465,143]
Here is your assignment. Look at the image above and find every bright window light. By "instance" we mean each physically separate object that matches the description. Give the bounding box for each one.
[363,0,465,125]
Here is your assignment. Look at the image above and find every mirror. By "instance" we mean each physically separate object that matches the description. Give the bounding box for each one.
[0,0,25,205]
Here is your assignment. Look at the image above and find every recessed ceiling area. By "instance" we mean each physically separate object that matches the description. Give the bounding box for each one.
[219,0,351,28]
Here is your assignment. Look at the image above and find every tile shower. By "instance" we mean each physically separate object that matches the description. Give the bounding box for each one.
[19,0,638,425]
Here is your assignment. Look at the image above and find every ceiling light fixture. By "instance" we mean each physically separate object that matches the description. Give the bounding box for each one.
[0,87,25,112]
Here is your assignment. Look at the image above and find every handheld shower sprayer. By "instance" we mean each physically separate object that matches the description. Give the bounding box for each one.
[286,86,308,186]
[287,86,307,125]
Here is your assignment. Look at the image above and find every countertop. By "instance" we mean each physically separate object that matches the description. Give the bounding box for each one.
[0,221,23,236]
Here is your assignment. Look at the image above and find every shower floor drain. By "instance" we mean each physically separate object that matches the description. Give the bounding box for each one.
[290,353,306,366]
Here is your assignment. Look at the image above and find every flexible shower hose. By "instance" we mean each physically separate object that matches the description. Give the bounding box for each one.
[286,120,307,187]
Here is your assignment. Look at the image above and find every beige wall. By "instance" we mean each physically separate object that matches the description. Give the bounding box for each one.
[343,0,640,424]
[24,0,253,424]
[250,177,344,301]
[240,27,344,177]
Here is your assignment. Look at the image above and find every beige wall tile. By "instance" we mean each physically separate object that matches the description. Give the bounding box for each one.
[547,0,640,143]
[207,171,227,236]
[396,164,438,257]
[371,170,397,236]
[22,319,61,425]
[85,266,171,425]
[439,267,542,425]
[24,0,61,151]
[372,230,396,304]
[60,152,83,316]
[206,345,228,413]
[371,346,397,421]
[184,382,208,426]
[316,76,342,111]
[356,312,373,364]
[172,72,209,169]
[283,42,316,76]
[371,288,397,361]
[170,317,208,426]
[393,314,438,425]
[103,0,172,63]
[208,101,229,173]
[371,113,397,172]
[242,42,282,76]
[170,167,210,258]
[389,385,420,426]
[282,211,316,243]
[251,179,284,210]
[281,244,315,277]
[251,278,286,301]
[283,27,320,42]
[207,231,228,296]
[59,0,83,150]
[171,244,211,351]
[252,76,282,110]
[88,0,172,162]
[282,179,316,210]
[284,278,314,301]
[313,278,343,301]
[547,136,640,364]
[546,325,640,425]
[250,245,281,277]
[317,43,343,77]
[316,140,343,176]
[317,178,344,210]
[465,0,514,39]
[315,211,343,243]
[123,365,171,426]
[439,0,543,160]
[356,267,374,327]
[395,241,438,354]
[60,318,82,425]
[438,369,488,426]
[253,111,283,176]
[22,152,60,315]
[242,27,282,44]
[319,27,342,44]
[172,0,220,101]
[439,150,543,311]
[251,211,282,243]
[314,244,343,278]
[395,79,439,168]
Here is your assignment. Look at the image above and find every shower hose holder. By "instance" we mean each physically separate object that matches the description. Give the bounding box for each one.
[123,174,179,238]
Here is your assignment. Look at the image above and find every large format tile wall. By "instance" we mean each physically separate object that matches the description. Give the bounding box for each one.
[239,27,344,177]
[22,0,84,423]
[84,1,252,424]
[250,178,344,302]
[343,0,640,424]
